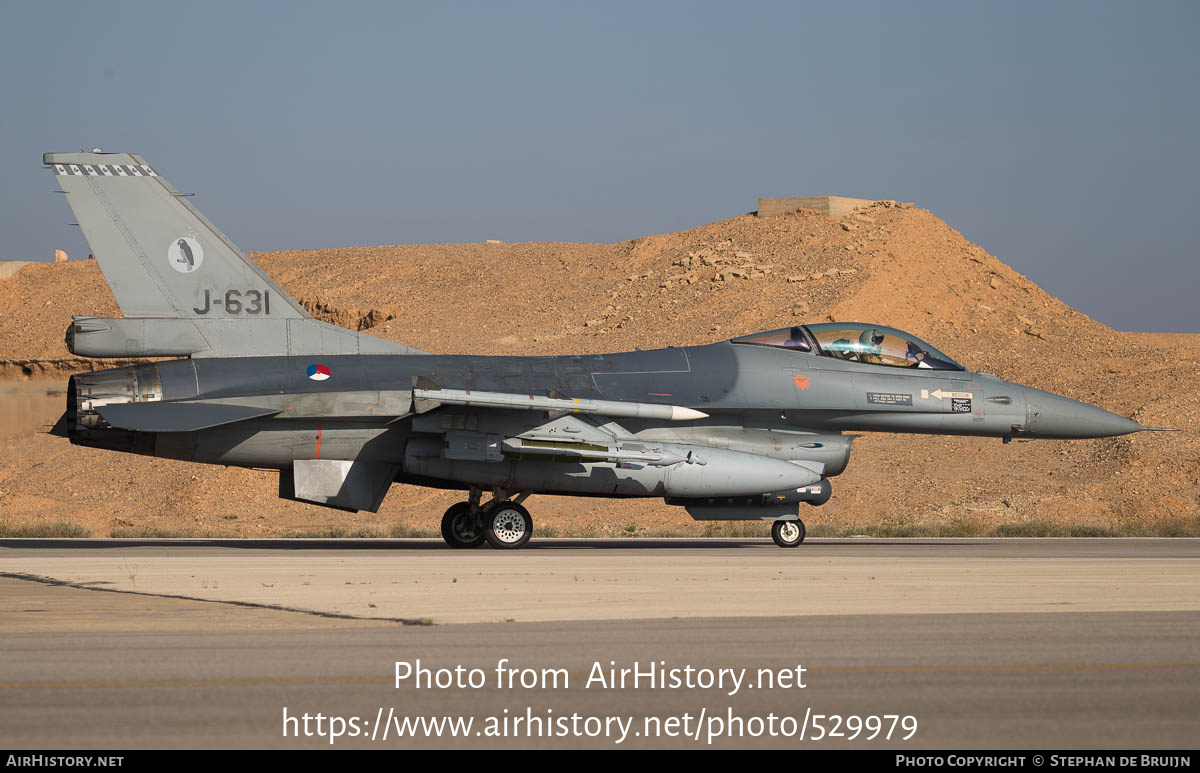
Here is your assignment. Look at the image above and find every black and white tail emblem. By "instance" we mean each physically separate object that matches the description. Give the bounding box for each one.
[176,239,193,267]
[167,236,203,274]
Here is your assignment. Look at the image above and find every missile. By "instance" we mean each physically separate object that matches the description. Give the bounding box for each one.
[412,387,708,422]
[502,438,694,467]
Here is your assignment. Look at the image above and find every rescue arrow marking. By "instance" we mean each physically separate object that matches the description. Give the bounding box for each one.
[921,388,973,401]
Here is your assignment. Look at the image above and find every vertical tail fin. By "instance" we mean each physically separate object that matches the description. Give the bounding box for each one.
[45,152,309,320]
[45,152,425,358]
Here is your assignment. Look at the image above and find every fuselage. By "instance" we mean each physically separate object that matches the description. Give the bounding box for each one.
[66,338,1142,482]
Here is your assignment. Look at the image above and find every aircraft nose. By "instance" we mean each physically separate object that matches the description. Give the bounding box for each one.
[1024,389,1143,439]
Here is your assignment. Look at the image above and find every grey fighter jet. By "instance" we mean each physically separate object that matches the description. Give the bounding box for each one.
[44,152,1166,549]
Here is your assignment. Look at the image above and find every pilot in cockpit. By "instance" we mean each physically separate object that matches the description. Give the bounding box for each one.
[858,329,887,364]
[731,323,964,371]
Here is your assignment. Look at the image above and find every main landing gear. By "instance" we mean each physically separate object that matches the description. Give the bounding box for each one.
[771,519,806,548]
[482,501,532,550]
[440,502,485,548]
[440,489,534,550]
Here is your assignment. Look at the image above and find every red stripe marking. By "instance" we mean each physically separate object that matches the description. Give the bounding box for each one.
[315,422,322,460]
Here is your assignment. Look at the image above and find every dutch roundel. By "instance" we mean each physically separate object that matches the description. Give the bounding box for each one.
[306,364,332,381]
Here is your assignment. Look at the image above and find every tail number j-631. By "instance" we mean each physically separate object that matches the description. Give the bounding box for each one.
[193,289,271,315]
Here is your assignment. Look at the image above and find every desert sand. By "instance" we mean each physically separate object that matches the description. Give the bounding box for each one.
[0,202,1195,537]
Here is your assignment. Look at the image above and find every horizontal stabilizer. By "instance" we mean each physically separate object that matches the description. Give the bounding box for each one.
[96,402,279,432]
[47,411,72,438]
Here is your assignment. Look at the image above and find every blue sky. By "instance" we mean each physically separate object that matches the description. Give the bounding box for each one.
[2,0,1196,331]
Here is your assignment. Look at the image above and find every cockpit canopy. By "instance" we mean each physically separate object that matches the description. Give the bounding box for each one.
[732,323,963,371]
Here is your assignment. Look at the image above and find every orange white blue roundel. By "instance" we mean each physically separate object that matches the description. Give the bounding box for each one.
[307,364,331,381]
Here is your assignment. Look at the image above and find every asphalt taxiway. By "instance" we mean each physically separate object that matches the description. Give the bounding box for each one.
[2,538,1198,748]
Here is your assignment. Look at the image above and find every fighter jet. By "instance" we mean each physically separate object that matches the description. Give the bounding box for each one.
[44,152,1167,549]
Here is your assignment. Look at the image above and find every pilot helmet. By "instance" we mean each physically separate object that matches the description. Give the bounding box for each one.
[860,328,886,352]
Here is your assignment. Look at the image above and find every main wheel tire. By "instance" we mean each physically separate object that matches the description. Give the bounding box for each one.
[484,501,533,550]
[441,502,485,548]
[771,519,806,548]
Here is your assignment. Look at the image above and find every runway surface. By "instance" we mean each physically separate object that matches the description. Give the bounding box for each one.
[2,538,1198,748]
[3,537,1198,625]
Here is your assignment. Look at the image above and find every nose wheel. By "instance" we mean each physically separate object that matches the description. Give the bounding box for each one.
[771,519,806,548]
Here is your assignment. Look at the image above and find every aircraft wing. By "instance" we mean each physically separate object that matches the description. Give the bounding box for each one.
[96,402,280,432]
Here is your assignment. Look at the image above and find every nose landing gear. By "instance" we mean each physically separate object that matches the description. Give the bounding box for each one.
[771,519,806,548]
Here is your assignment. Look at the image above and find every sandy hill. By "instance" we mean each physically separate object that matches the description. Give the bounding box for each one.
[0,202,1196,537]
